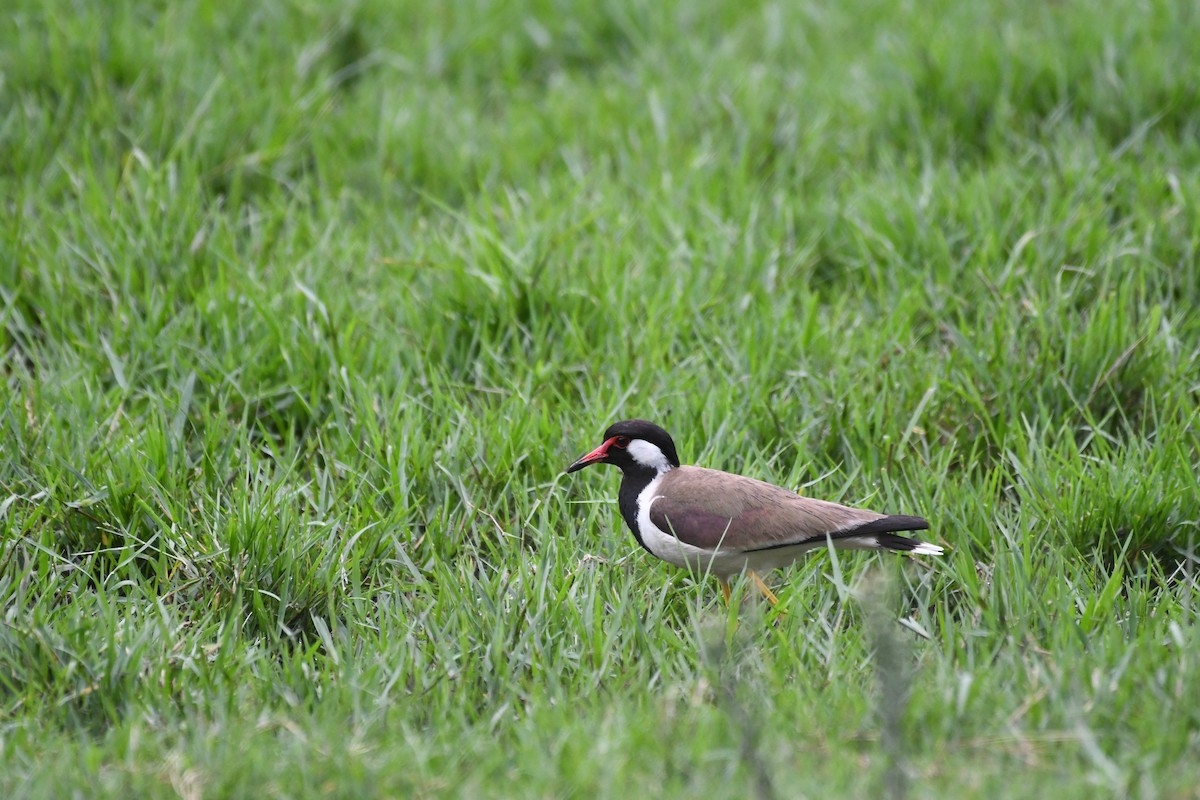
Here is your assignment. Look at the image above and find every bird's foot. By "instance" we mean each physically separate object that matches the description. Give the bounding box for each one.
[748,571,784,610]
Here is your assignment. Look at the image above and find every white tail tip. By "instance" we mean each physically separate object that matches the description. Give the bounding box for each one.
[910,542,945,556]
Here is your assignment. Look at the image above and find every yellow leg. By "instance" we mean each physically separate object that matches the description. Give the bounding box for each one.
[748,571,780,606]
[720,579,731,605]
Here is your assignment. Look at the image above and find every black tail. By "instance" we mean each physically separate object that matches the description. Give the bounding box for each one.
[838,515,942,555]
[845,515,929,536]
[874,533,932,552]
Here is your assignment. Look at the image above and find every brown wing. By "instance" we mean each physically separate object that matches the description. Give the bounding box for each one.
[648,466,923,552]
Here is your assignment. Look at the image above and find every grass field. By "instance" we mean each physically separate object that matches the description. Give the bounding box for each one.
[3,0,1200,796]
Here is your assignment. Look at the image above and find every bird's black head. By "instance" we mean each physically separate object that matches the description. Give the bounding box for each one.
[565,419,681,475]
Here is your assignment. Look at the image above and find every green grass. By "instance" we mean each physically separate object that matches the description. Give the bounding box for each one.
[3,0,1200,796]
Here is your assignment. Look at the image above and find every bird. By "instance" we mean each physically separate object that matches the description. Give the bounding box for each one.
[565,419,943,604]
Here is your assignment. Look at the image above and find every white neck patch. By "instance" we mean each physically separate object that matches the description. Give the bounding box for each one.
[627,439,674,473]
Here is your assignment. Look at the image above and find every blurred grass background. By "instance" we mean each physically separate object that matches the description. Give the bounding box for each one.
[2,0,1199,796]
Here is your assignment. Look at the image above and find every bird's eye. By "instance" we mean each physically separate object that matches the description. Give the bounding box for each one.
[614,436,631,448]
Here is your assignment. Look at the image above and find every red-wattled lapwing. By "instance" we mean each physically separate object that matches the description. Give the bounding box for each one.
[566,419,943,604]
